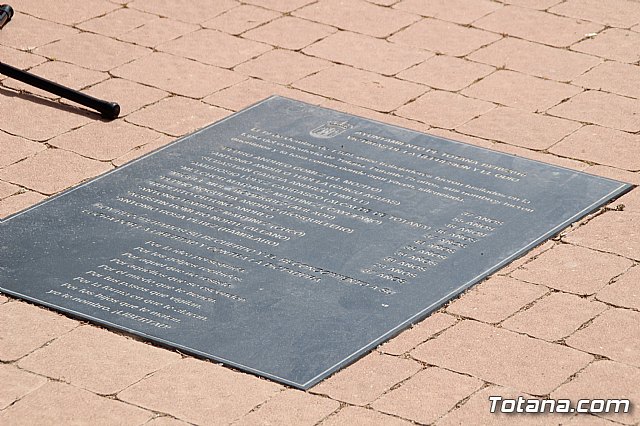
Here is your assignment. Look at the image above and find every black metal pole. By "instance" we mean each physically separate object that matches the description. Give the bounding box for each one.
[0,61,120,119]
[0,4,11,30]
[0,4,120,120]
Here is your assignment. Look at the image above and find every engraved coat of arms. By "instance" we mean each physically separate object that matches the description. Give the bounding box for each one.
[310,120,353,138]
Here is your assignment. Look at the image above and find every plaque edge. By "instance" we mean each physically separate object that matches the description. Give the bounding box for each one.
[0,96,636,390]
[295,180,634,389]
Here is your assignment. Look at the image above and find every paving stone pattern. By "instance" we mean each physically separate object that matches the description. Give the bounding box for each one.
[0,0,638,424]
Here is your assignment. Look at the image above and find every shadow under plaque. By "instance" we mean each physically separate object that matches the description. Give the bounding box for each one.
[0,96,632,389]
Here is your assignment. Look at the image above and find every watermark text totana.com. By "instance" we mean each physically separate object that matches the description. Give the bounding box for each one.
[489,396,631,414]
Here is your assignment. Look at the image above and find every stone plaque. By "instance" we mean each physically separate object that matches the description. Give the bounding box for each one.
[0,97,631,389]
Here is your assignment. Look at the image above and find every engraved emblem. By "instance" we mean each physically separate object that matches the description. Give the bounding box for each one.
[310,120,353,139]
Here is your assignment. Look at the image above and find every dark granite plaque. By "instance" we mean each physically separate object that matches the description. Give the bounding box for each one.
[0,97,632,388]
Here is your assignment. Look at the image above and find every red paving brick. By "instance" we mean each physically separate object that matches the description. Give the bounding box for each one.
[18,326,181,395]
[294,64,425,112]
[77,7,159,38]
[322,406,414,426]
[493,240,556,275]
[572,61,640,100]
[158,29,271,69]
[549,0,640,29]
[0,148,112,195]
[619,188,640,212]
[0,45,46,71]
[412,320,593,395]
[203,5,281,35]
[0,191,47,219]
[619,186,640,209]
[566,308,640,367]
[371,367,483,424]
[396,90,495,129]
[446,276,547,324]
[145,417,191,426]
[380,312,457,356]
[235,49,330,85]
[572,29,640,63]
[563,211,640,261]
[112,52,245,99]
[395,0,501,25]
[0,302,78,362]
[312,352,422,405]
[118,358,282,425]
[502,0,562,9]
[202,78,324,112]
[116,18,199,48]
[552,360,640,424]
[0,364,47,410]
[474,6,603,48]
[492,143,589,171]
[0,181,19,200]
[389,18,501,57]
[0,132,44,168]
[462,70,582,112]
[502,292,607,341]
[468,37,602,82]
[548,90,640,133]
[0,14,78,51]
[0,382,153,426]
[0,90,93,142]
[128,0,238,24]
[126,96,231,137]
[34,32,151,72]
[549,125,640,171]
[48,121,161,161]
[234,390,339,425]
[15,0,119,26]
[397,55,493,91]
[243,0,316,13]
[304,31,431,76]
[511,243,633,295]
[564,415,623,426]
[111,134,174,167]
[596,265,640,311]
[457,106,581,150]
[585,166,640,186]
[294,0,420,38]
[368,0,399,5]
[243,16,336,50]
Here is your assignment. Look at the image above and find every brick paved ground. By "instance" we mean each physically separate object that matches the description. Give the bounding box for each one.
[1,0,639,425]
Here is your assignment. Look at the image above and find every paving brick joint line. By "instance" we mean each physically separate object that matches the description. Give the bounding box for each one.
[1,1,640,425]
